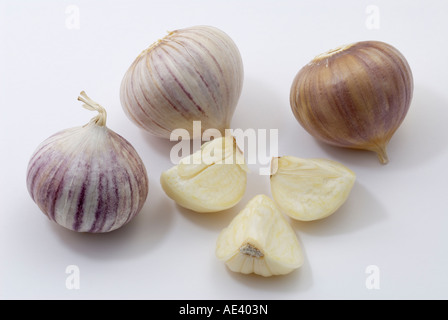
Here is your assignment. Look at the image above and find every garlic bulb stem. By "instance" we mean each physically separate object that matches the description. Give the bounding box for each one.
[372,144,389,165]
[78,91,107,127]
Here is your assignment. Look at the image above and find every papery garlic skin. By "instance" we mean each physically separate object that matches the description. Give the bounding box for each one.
[270,156,355,221]
[290,41,413,164]
[26,92,148,233]
[160,136,247,212]
[120,25,244,139]
[216,195,303,277]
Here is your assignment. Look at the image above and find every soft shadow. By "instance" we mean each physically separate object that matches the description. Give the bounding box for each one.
[316,85,448,169]
[220,232,313,293]
[290,182,388,236]
[316,142,383,168]
[176,201,245,232]
[140,131,180,159]
[50,194,175,260]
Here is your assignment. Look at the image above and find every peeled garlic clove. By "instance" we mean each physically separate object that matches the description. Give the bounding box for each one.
[120,25,244,139]
[216,194,304,277]
[270,156,355,221]
[26,92,149,233]
[160,136,247,212]
[290,41,413,164]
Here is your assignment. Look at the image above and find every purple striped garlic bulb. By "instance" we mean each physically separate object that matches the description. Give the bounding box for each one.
[26,92,149,233]
[120,25,244,139]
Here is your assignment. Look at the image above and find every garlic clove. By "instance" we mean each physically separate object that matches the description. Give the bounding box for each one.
[160,136,247,212]
[290,41,413,164]
[270,156,356,221]
[216,194,304,277]
[120,25,244,139]
[26,92,149,233]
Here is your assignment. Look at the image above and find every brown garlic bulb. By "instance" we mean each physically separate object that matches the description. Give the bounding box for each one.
[290,41,413,164]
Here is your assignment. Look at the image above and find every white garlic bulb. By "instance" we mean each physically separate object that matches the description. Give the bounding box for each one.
[216,195,304,277]
[160,136,248,212]
[26,92,149,233]
[120,25,244,139]
[270,156,356,221]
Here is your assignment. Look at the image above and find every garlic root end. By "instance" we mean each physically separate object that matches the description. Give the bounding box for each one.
[373,144,389,165]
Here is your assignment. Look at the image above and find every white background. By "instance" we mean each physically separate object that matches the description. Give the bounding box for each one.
[1,0,447,300]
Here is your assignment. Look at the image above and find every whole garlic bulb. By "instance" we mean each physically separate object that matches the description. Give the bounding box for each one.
[290,41,413,164]
[26,92,149,233]
[120,25,244,139]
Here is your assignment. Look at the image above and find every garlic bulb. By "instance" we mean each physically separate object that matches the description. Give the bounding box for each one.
[160,136,247,212]
[216,195,304,277]
[290,41,413,164]
[26,92,149,233]
[120,25,244,139]
[270,156,355,221]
